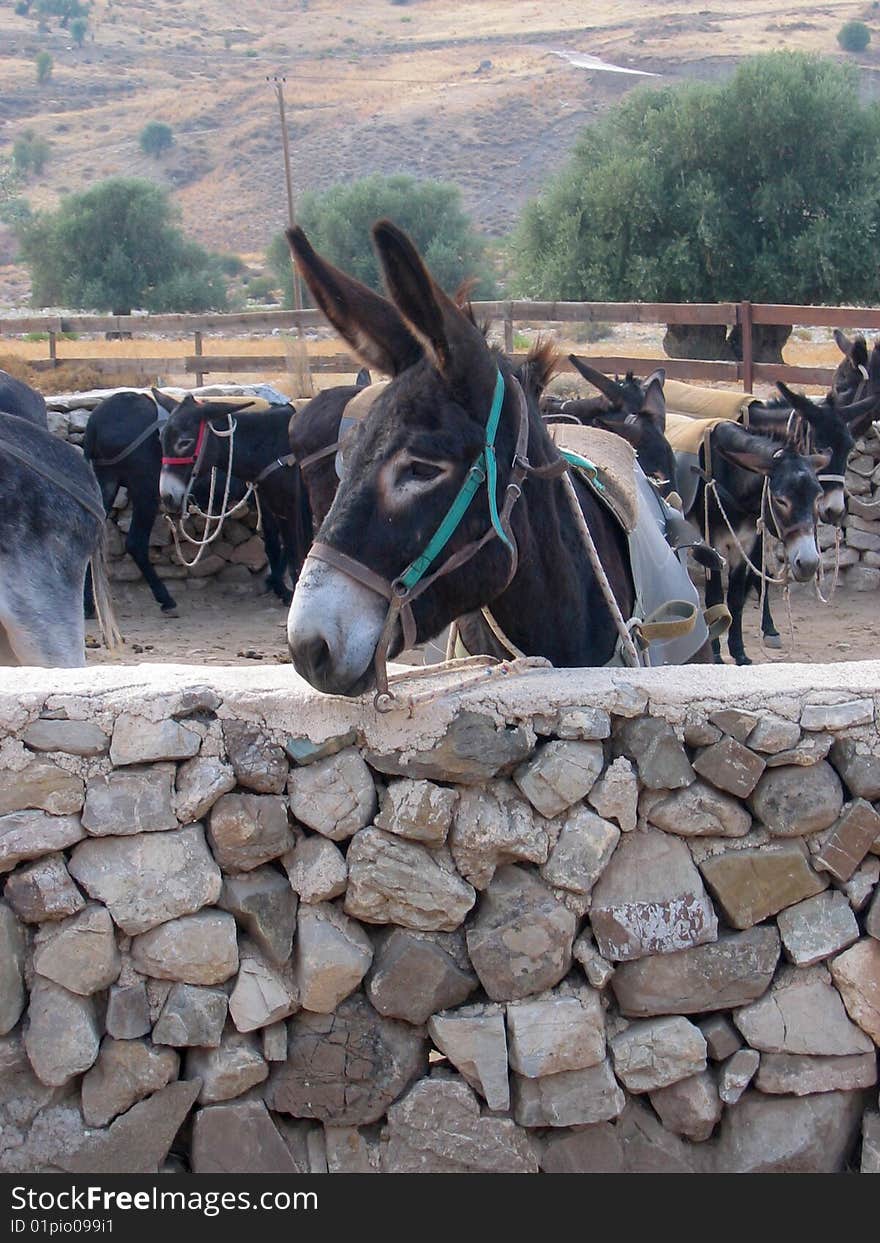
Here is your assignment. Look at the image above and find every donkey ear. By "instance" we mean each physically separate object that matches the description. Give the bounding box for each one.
[151,387,177,414]
[714,426,777,477]
[597,413,643,449]
[286,226,422,377]
[775,381,819,418]
[567,356,623,405]
[371,219,496,397]
[641,373,666,431]
[808,450,832,475]
[834,328,853,356]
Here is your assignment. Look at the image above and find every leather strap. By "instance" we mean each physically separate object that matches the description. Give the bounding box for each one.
[0,435,105,524]
[91,416,163,468]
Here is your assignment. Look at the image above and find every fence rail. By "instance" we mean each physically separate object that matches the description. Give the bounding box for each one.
[3,299,878,391]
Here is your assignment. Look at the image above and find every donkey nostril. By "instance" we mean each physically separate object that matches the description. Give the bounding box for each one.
[294,633,333,684]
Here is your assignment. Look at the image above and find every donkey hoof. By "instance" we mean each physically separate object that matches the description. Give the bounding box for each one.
[734,654,753,666]
[763,633,783,649]
[160,606,179,618]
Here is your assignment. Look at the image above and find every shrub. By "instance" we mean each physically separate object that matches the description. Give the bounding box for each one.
[12,130,51,177]
[838,21,871,52]
[139,121,174,158]
[35,51,52,83]
[70,15,87,46]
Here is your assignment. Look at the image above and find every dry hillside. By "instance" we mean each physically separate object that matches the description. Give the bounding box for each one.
[1,0,879,303]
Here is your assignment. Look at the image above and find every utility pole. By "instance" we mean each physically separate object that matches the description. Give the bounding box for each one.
[268,75,303,313]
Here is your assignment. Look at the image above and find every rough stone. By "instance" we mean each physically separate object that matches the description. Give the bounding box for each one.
[610,1016,707,1092]
[699,840,827,929]
[540,806,619,895]
[841,856,880,910]
[708,709,758,742]
[868,885,880,940]
[611,926,780,1016]
[228,940,298,1032]
[614,1098,702,1173]
[512,740,604,818]
[648,1070,722,1142]
[345,828,475,931]
[3,853,84,923]
[152,984,228,1047]
[829,938,880,1044]
[814,799,880,881]
[174,756,236,824]
[365,710,533,784]
[587,757,638,832]
[755,1051,877,1096]
[862,1111,880,1174]
[829,737,880,800]
[450,781,554,889]
[589,828,718,962]
[572,932,615,989]
[110,714,201,766]
[63,1081,201,1175]
[539,1123,625,1173]
[24,977,100,1086]
[0,902,25,1034]
[710,1090,865,1173]
[692,735,766,799]
[734,964,874,1054]
[324,1125,381,1174]
[33,903,120,995]
[375,779,457,845]
[698,1015,742,1062]
[777,890,860,965]
[0,810,84,873]
[747,714,802,754]
[748,761,843,836]
[0,759,83,816]
[191,1099,300,1174]
[22,719,109,757]
[69,824,222,934]
[285,729,357,766]
[466,864,576,1001]
[612,717,694,790]
[382,1077,537,1173]
[266,994,426,1125]
[208,792,295,871]
[81,1038,179,1127]
[282,835,347,903]
[718,1048,759,1104]
[554,706,612,739]
[366,928,477,1025]
[512,1058,626,1128]
[801,699,874,732]
[294,902,373,1013]
[287,748,376,840]
[221,719,288,794]
[262,1022,287,1061]
[218,866,297,964]
[81,765,177,836]
[185,1032,268,1103]
[642,779,751,838]
[131,910,239,985]
[764,733,833,767]
[506,986,605,1077]
[428,1004,509,1110]
[105,982,151,1039]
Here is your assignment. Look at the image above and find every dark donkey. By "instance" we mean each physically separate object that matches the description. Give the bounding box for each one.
[0,368,48,429]
[285,220,712,697]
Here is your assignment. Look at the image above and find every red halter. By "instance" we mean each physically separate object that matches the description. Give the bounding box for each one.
[161,419,207,468]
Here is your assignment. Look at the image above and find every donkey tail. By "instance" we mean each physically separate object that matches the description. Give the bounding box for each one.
[89,525,124,652]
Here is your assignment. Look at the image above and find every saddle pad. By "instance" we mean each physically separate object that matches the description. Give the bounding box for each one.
[665,412,729,456]
[664,379,754,422]
[549,423,638,533]
[195,394,273,414]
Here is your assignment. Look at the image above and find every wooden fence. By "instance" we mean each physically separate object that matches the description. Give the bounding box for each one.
[4,300,880,390]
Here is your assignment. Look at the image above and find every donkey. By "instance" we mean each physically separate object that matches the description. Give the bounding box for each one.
[284,220,713,697]
[0,410,119,665]
[0,368,48,428]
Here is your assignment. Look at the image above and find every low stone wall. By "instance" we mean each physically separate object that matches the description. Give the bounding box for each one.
[827,419,880,591]
[1,661,878,1175]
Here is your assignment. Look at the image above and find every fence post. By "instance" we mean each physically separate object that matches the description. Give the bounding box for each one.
[504,302,514,355]
[740,300,754,394]
[194,330,204,387]
[48,329,57,369]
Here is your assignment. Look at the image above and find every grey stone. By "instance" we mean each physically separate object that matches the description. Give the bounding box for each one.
[711,1090,865,1173]
[868,886,880,940]
[613,1098,702,1173]
[0,902,25,1035]
[539,806,619,895]
[152,984,228,1047]
[69,824,222,935]
[747,714,802,754]
[287,748,376,840]
[218,866,297,964]
[0,759,83,816]
[221,719,288,794]
[22,719,109,757]
[185,1032,268,1103]
[506,986,605,1077]
[513,740,604,818]
[33,903,120,995]
[282,835,347,903]
[366,928,477,1025]
[375,779,458,845]
[81,765,177,835]
[698,1015,742,1062]
[862,1111,880,1174]
[63,1080,201,1175]
[262,1022,287,1061]
[191,1099,300,1173]
[0,1035,69,1173]
[365,710,533,783]
[345,828,475,931]
[587,756,637,833]
[105,982,151,1039]
[512,1058,625,1128]
[734,964,874,1055]
[131,910,239,985]
[382,1077,537,1173]
[813,799,880,881]
[708,710,758,742]
[294,902,373,1013]
[610,1016,707,1092]
[428,1004,509,1110]
[718,1048,759,1105]
[764,733,833,768]
[612,717,694,790]
[589,828,718,962]
[830,738,880,800]
[450,781,554,889]
[110,714,200,766]
[611,926,780,1017]
[0,810,85,873]
[755,1052,877,1096]
[266,994,426,1125]
[777,891,860,965]
[801,699,874,731]
[699,840,828,929]
[539,1123,624,1173]
[81,1037,179,1126]
[228,940,298,1033]
[208,792,295,871]
[324,1125,381,1173]
[683,720,723,747]
[3,853,84,923]
[749,761,844,836]
[573,932,615,989]
[466,864,576,1001]
[841,857,880,910]
[174,756,236,824]
[285,729,357,766]
[24,977,100,1086]
[829,938,880,1044]
[648,1070,722,1142]
[642,779,751,838]
[693,735,765,798]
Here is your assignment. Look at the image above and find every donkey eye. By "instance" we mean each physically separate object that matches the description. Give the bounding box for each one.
[404,460,445,483]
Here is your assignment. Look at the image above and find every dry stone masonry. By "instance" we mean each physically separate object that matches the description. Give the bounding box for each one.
[0,660,879,1174]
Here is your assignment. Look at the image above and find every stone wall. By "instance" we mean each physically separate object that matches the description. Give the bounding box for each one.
[1,660,879,1175]
[826,419,880,592]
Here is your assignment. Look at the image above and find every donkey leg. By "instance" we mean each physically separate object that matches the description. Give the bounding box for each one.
[0,572,86,667]
[261,507,292,605]
[125,492,178,613]
[726,560,752,666]
[704,566,726,663]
